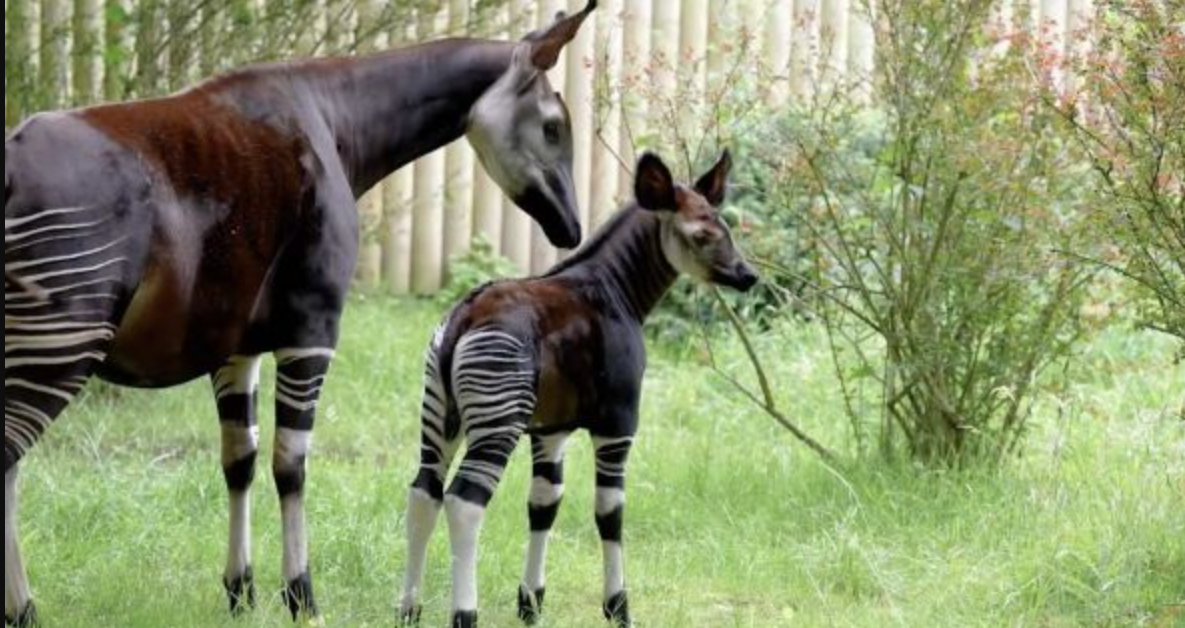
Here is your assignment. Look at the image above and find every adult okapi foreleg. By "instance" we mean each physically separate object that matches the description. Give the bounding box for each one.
[212,355,264,614]
[517,431,571,625]
[447,330,537,628]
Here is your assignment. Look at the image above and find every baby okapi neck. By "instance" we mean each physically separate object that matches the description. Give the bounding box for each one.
[551,206,678,322]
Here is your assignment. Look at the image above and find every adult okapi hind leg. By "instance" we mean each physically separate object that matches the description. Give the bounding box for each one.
[212,356,265,615]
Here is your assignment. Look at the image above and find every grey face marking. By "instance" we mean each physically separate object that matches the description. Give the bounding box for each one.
[466,3,598,250]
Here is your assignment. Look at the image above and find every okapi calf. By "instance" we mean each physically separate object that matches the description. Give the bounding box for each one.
[399,151,758,628]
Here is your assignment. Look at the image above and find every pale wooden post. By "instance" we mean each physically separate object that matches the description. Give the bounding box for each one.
[411,4,448,294]
[706,0,737,86]
[443,0,476,281]
[383,15,417,295]
[531,0,570,274]
[819,0,849,92]
[847,0,876,102]
[471,3,508,256]
[354,0,384,289]
[589,0,622,229]
[7,0,35,127]
[1065,0,1094,96]
[72,0,100,105]
[616,0,651,203]
[501,0,537,274]
[790,0,820,101]
[679,0,709,97]
[133,0,161,96]
[198,2,222,78]
[167,0,194,92]
[765,0,793,106]
[566,0,597,234]
[40,0,69,108]
[652,2,681,100]
[1040,0,1068,91]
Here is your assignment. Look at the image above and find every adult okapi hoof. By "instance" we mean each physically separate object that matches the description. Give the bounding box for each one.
[398,603,422,626]
[516,585,546,625]
[451,610,478,628]
[602,591,631,627]
[4,602,38,628]
[224,567,257,615]
[281,572,319,621]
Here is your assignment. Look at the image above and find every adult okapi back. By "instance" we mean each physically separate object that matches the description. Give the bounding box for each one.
[3,3,598,625]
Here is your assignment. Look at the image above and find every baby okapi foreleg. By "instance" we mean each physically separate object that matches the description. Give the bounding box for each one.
[273,348,334,620]
[400,338,461,626]
[447,330,537,628]
[517,432,571,625]
[593,434,635,627]
[212,355,263,614]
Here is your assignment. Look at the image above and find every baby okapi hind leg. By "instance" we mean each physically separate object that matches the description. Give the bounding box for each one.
[446,330,538,628]
[273,347,335,620]
[400,336,462,626]
[213,355,264,615]
[518,432,572,625]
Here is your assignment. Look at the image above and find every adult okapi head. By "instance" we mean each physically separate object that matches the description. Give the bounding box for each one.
[466,1,598,250]
[635,150,760,292]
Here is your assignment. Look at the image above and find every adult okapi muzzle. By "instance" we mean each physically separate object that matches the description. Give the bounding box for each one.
[467,2,598,250]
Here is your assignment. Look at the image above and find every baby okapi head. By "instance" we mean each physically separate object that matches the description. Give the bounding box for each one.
[634,150,759,292]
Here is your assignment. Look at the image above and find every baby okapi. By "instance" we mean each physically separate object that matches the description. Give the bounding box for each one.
[398,151,758,628]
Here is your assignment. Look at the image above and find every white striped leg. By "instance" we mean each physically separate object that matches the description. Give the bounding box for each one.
[273,347,333,620]
[5,467,34,628]
[212,355,263,614]
[518,432,571,625]
[593,435,634,627]
[447,330,537,627]
[401,340,460,625]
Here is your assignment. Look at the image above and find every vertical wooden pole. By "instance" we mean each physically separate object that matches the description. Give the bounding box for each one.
[565,0,597,235]
[531,0,569,274]
[819,0,849,91]
[790,0,820,101]
[501,0,536,274]
[72,0,100,105]
[353,0,384,289]
[765,0,793,106]
[133,0,161,96]
[40,0,69,108]
[471,3,507,257]
[847,0,875,102]
[102,0,127,100]
[7,0,34,127]
[616,0,651,196]
[679,0,709,97]
[198,2,222,78]
[166,0,194,91]
[706,0,736,86]
[589,0,622,228]
[442,0,476,281]
[1064,0,1094,95]
[651,2,680,100]
[411,4,448,294]
[1040,0,1068,91]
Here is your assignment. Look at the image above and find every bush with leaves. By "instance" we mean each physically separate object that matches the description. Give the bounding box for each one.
[435,236,521,307]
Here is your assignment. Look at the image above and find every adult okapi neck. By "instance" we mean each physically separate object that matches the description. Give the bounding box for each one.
[551,207,677,321]
[303,38,514,195]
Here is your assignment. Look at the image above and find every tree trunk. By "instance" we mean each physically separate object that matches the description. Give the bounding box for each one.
[72,0,100,105]
[40,0,70,109]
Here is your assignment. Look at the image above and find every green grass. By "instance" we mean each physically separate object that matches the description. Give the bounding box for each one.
[12,296,1185,627]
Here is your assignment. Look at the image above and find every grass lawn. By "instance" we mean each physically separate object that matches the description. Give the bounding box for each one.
[10,296,1184,627]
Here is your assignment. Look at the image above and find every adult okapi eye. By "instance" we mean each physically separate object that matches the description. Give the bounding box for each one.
[542,121,561,145]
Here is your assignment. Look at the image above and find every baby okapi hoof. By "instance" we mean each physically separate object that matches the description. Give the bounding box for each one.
[517,585,546,625]
[281,572,319,620]
[602,591,632,627]
[224,567,257,615]
[398,604,422,626]
[451,610,478,628]
[4,602,38,628]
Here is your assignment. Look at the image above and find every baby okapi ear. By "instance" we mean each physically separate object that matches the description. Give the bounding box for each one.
[527,0,598,70]
[635,153,677,212]
[694,149,733,207]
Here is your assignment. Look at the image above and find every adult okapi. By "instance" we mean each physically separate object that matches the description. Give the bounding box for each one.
[3,3,598,625]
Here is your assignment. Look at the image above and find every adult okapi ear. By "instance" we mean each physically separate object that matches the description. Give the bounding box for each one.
[694,149,733,207]
[635,153,677,212]
[527,0,598,71]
